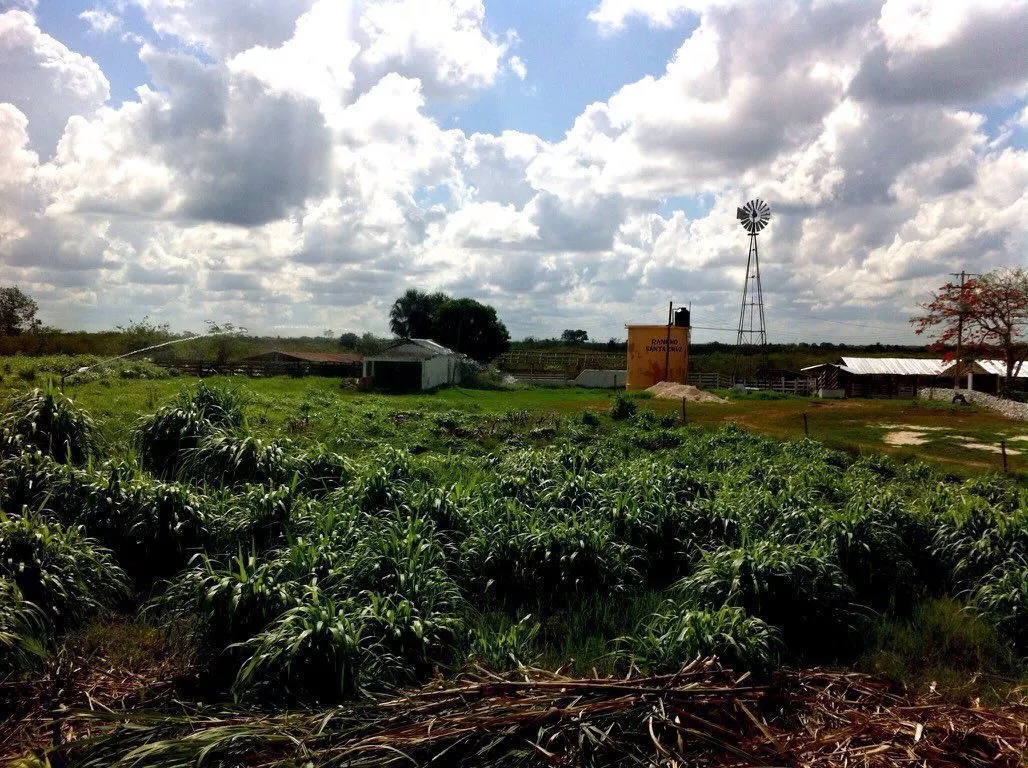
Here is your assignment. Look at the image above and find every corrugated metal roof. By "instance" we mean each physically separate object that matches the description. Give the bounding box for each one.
[410,338,455,355]
[941,359,1028,378]
[804,357,1028,378]
[367,338,457,361]
[839,357,946,376]
[801,363,857,375]
[242,350,362,364]
[975,359,1028,378]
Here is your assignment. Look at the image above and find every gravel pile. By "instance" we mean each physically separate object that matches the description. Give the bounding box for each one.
[645,382,727,402]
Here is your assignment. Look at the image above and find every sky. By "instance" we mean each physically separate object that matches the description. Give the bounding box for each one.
[0,0,1026,344]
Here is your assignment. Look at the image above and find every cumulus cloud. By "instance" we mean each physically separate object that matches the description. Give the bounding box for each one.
[131,0,315,57]
[2,0,1026,341]
[79,7,120,35]
[0,10,109,155]
[852,0,1028,105]
[588,0,696,34]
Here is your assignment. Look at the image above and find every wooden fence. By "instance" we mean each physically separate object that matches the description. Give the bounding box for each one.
[497,350,627,377]
[688,372,816,395]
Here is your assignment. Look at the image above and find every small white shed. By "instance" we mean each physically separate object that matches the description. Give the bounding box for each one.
[362,339,462,391]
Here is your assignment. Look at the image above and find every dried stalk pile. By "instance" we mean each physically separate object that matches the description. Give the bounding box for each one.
[0,645,185,763]
[32,658,1028,768]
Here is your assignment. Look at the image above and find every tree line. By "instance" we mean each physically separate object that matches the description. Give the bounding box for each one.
[2,267,1024,374]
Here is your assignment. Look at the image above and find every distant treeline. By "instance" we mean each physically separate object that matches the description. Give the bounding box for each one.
[511,339,936,378]
[687,341,934,376]
[1,331,934,379]
[0,330,392,362]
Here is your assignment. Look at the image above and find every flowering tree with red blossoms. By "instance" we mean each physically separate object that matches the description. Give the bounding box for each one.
[911,268,1028,391]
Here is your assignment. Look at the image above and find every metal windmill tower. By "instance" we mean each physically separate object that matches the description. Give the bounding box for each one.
[735,199,771,351]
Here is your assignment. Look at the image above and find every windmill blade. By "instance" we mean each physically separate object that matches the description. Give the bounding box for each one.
[738,198,771,232]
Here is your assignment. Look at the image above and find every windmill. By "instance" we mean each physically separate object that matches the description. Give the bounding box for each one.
[735,199,770,352]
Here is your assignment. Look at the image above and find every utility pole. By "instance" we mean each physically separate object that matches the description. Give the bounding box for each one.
[949,271,980,390]
[663,301,673,382]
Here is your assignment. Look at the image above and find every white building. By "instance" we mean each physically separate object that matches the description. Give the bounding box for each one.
[362,338,462,390]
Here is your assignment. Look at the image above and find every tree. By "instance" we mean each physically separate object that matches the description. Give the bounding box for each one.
[389,289,449,338]
[338,332,360,350]
[912,268,1028,388]
[116,316,173,354]
[203,321,247,365]
[561,329,589,346]
[433,298,510,361]
[356,332,387,355]
[0,286,40,336]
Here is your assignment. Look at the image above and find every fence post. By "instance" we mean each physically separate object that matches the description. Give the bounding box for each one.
[802,413,809,438]
[681,396,687,425]
[1001,440,1008,474]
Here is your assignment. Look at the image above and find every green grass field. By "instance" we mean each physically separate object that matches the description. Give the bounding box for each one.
[42,371,1028,478]
[2,363,1027,764]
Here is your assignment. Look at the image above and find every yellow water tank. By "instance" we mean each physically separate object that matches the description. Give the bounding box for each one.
[626,325,689,390]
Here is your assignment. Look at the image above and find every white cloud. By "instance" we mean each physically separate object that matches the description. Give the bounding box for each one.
[588,0,697,34]
[131,0,315,57]
[3,0,1027,341]
[0,104,40,244]
[355,0,507,98]
[509,54,526,80]
[0,10,109,155]
[79,7,120,34]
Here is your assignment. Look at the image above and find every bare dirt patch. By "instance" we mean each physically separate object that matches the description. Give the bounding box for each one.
[646,382,727,402]
[958,438,1021,455]
[877,423,947,431]
[883,430,930,446]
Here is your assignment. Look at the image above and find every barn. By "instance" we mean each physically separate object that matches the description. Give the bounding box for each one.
[939,359,1028,394]
[236,350,363,377]
[802,356,1028,398]
[801,358,949,398]
[362,339,462,391]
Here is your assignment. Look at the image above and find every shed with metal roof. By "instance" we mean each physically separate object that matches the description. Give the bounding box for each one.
[362,339,462,390]
[801,357,951,398]
[236,350,363,377]
[801,356,1028,398]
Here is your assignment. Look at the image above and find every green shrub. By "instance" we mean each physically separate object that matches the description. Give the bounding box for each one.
[609,392,637,421]
[68,464,209,584]
[0,579,46,673]
[295,449,356,495]
[135,383,245,478]
[0,511,127,630]
[678,541,856,654]
[932,503,1028,590]
[0,387,98,464]
[181,434,297,487]
[466,613,540,671]
[630,603,780,673]
[972,559,1028,648]
[234,587,385,702]
[815,506,917,612]
[581,410,600,427]
[155,549,298,657]
[460,501,641,606]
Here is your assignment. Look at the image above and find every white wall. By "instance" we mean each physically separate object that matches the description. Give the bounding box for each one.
[574,369,626,388]
[421,354,460,389]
